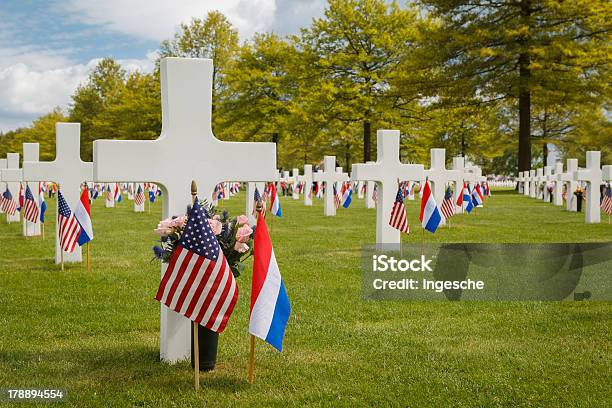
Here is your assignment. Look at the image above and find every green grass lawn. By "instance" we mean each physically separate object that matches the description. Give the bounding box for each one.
[0,189,610,407]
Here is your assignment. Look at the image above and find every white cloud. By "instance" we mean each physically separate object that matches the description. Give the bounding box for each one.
[62,0,277,41]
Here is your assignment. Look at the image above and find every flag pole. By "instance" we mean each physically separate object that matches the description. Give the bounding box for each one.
[248,334,255,384]
[86,243,90,272]
[190,180,200,393]
[41,222,45,240]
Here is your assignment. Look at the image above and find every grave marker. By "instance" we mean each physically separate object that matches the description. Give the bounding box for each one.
[313,156,346,216]
[574,151,602,223]
[0,158,6,214]
[1,153,22,223]
[299,164,313,206]
[557,159,578,212]
[425,149,459,224]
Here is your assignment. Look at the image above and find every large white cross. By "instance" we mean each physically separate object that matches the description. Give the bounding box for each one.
[425,148,459,225]
[92,57,276,363]
[298,164,313,206]
[313,156,346,216]
[543,166,553,202]
[1,153,22,223]
[22,143,41,236]
[351,130,424,248]
[23,123,94,263]
[575,151,602,223]
[557,159,578,212]
[0,158,6,215]
[552,163,564,206]
[517,172,524,194]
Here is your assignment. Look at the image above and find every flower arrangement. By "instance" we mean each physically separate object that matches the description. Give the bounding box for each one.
[574,187,585,198]
[152,200,254,278]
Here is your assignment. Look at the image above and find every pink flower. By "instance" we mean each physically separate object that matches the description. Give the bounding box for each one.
[236,215,249,225]
[234,242,249,253]
[154,226,172,237]
[169,215,187,228]
[208,219,222,235]
[235,224,253,243]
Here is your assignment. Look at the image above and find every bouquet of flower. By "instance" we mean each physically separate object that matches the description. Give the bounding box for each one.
[574,187,585,198]
[152,200,254,278]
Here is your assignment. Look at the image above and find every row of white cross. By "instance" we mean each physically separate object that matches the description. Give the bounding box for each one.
[516,152,611,223]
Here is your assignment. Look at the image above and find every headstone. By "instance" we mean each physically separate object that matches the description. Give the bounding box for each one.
[290,168,300,199]
[1,153,22,223]
[351,130,424,248]
[603,165,611,182]
[451,156,467,212]
[23,123,94,263]
[557,159,578,212]
[535,168,544,199]
[425,149,459,225]
[575,151,602,223]
[552,163,564,206]
[543,166,553,202]
[522,171,530,196]
[299,164,313,206]
[529,170,536,198]
[357,180,364,199]
[365,179,375,209]
[312,156,346,216]
[246,182,266,225]
[0,158,6,214]
[517,172,524,194]
[92,57,277,363]
[22,143,41,236]
[134,182,145,212]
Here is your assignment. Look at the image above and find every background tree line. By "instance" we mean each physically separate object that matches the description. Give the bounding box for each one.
[1,0,610,174]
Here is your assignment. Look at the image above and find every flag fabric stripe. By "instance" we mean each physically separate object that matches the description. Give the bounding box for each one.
[57,191,81,253]
[389,186,409,233]
[23,185,39,223]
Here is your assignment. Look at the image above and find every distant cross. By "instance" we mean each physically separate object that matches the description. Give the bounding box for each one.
[23,123,94,263]
[313,156,348,216]
[351,130,424,248]
[1,153,21,223]
[298,164,313,206]
[21,143,41,236]
[575,151,602,223]
[535,168,544,199]
[517,172,525,194]
[290,168,300,199]
[557,159,578,211]
[92,58,276,363]
[529,170,537,198]
[552,163,564,206]
[543,166,553,202]
[425,149,459,225]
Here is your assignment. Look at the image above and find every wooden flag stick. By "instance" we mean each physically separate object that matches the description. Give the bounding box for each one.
[41,222,45,240]
[248,334,255,384]
[61,250,64,272]
[190,180,201,393]
[86,242,90,272]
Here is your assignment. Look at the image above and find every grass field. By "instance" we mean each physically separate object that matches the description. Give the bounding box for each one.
[0,189,610,407]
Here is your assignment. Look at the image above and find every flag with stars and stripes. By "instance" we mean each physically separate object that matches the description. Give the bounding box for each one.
[134,185,145,206]
[601,184,612,215]
[440,186,455,220]
[253,187,265,217]
[57,190,81,253]
[1,188,17,215]
[389,186,409,234]
[155,199,238,333]
[23,185,40,223]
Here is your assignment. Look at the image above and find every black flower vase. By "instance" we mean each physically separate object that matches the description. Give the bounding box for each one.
[575,192,583,212]
[191,325,218,371]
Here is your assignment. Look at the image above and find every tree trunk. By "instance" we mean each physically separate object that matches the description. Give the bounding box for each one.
[272,133,279,166]
[461,132,466,157]
[518,0,532,173]
[345,141,350,170]
[363,119,371,162]
[542,143,548,166]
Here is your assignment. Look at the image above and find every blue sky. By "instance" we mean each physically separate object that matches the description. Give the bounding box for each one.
[0,0,327,132]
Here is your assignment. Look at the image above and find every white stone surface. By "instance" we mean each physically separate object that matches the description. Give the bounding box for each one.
[603,165,611,182]
[529,170,536,198]
[351,130,424,248]
[290,168,300,199]
[23,123,94,263]
[425,149,459,225]
[543,166,553,202]
[357,180,364,199]
[0,158,6,214]
[557,159,578,212]
[552,163,564,206]
[313,156,346,216]
[1,153,22,223]
[575,151,601,224]
[92,57,277,364]
[22,143,41,236]
[365,179,375,209]
[299,164,313,206]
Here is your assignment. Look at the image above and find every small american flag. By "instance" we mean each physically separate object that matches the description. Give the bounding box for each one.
[106,184,114,202]
[1,188,17,215]
[57,191,81,253]
[333,184,341,208]
[253,187,265,216]
[23,185,40,223]
[372,184,378,202]
[601,185,612,215]
[134,185,145,206]
[440,186,455,220]
[389,186,409,233]
[155,199,238,333]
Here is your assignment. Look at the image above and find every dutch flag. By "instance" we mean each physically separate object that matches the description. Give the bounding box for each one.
[114,184,122,203]
[39,183,47,223]
[341,183,352,208]
[472,184,484,207]
[459,182,473,213]
[75,188,94,246]
[249,213,291,351]
[419,179,442,234]
[269,183,282,217]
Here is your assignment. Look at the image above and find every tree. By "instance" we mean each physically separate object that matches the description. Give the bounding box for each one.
[419,0,611,172]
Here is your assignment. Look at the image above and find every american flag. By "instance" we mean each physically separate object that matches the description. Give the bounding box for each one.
[1,188,17,215]
[253,187,265,216]
[601,185,612,215]
[440,186,455,220]
[57,191,81,253]
[106,184,114,201]
[333,184,341,208]
[134,185,145,206]
[23,185,40,223]
[389,186,409,233]
[372,184,378,202]
[155,199,238,333]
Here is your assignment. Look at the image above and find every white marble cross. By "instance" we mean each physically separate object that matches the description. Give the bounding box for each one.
[603,165,611,183]
[557,159,578,212]
[313,156,346,216]
[365,180,375,209]
[1,153,22,223]
[552,163,564,206]
[575,151,602,223]
[105,183,115,208]
[92,57,276,363]
[528,170,536,198]
[22,143,41,236]
[517,172,523,194]
[425,149,459,225]
[535,168,544,199]
[351,130,424,248]
[521,171,529,196]
[298,164,313,206]
[543,166,553,202]
[23,123,94,263]
[290,168,300,199]
[335,167,349,188]
[0,158,6,215]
